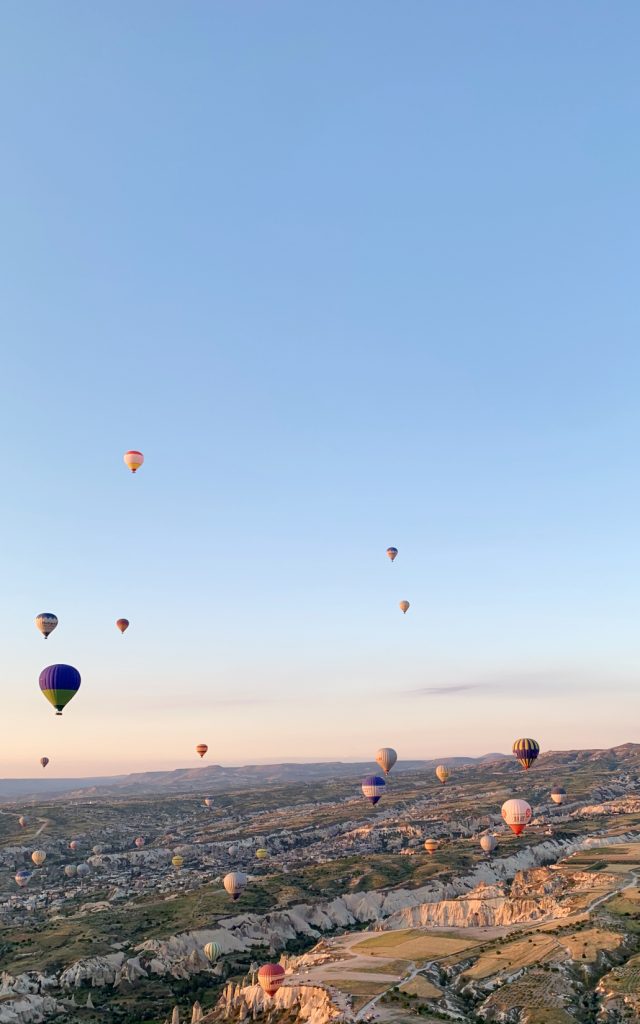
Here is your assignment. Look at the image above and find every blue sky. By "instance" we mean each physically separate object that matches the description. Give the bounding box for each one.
[1,3,639,774]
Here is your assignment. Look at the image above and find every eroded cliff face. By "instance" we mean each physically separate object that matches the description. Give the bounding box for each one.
[0,973,61,1024]
[200,981,349,1024]
[28,832,638,994]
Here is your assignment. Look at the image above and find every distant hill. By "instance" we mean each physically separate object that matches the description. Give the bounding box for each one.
[0,752,510,802]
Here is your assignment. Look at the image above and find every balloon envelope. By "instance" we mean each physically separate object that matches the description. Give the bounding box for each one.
[424,839,438,855]
[116,618,129,634]
[204,798,214,809]
[501,798,532,835]
[386,547,398,562]
[480,834,497,854]
[204,942,221,962]
[64,864,77,878]
[69,840,79,851]
[77,863,91,877]
[123,450,144,473]
[256,848,268,859]
[35,613,58,639]
[171,855,184,870]
[258,964,285,997]
[223,871,247,900]
[375,747,397,775]
[512,737,540,770]
[435,765,450,784]
[550,785,566,805]
[134,837,145,848]
[15,870,31,887]
[399,600,410,614]
[18,816,27,828]
[31,850,46,867]
[39,664,81,715]
[40,757,49,769]
[361,775,386,805]
[196,744,208,758]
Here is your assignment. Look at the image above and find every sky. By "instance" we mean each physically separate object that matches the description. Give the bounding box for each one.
[1,2,639,776]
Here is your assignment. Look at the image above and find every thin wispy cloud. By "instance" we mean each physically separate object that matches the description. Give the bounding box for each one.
[406,669,633,699]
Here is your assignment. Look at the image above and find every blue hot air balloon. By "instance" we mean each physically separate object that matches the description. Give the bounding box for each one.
[361,775,386,805]
[39,664,81,715]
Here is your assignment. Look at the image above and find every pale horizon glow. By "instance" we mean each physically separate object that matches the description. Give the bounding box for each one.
[1,3,640,776]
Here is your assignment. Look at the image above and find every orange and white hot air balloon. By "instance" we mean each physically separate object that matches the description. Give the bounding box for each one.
[258,964,285,997]
[424,839,438,855]
[31,850,46,867]
[435,764,450,785]
[123,450,144,473]
[196,744,208,759]
[116,618,129,634]
[399,600,410,614]
[223,871,247,900]
[375,747,397,775]
[386,547,398,562]
[501,798,532,836]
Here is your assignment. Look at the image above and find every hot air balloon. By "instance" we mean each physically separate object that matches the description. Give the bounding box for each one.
[501,798,532,836]
[223,871,247,900]
[64,864,77,878]
[116,618,129,634]
[435,765,450,785]
[18,816,27,828]
[123,450,144,473]
[204,798,214,809]
[480,834,497,855]
[40,757,49,769]
[171,855,184,870]
[39,664,81,716]
[134,837,145,848]
[361,775,386,805]
[256,848,268,860]
[424,839,438,855]
[92,845,104,856]
[386,547,398,562]
[375,747,397,775]
[512,737,540,770]
[550,785,566,805]
[399,600,410,614]
[31,850,46,867]
[35,613,58,640]
[77,863,91,878]
[196,744,208,759]
[69,840,79,851]
[204,942,222,962]
[258,964,285,997]
[15,870,31,887]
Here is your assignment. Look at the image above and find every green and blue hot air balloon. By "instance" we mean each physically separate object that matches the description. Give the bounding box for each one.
[39,664,81,716]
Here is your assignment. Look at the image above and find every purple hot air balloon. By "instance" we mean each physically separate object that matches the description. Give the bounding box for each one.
[361,775,386,805]
[39,664,81,716]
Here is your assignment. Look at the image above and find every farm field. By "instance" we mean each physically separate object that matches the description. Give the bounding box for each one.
[353,929,477,960]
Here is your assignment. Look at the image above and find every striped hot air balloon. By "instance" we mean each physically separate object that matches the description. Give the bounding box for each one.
[204,942,222,962]
[123,450,144,473]
[480,834,497,855]
[35,613,58,639]
[171,855,184,870]
[386,547,398,562]
[223,871,247,900]
[512,738,540,770]
[196,744,208,759]
[39,664,81,716]
[361,775,386,805]
[435,765,450,784]
[550,785,566,805]
[116,618,129,634]
[501,798,532,836]
[31,850,46,867]
[424,839,438,855]
[64,864,77,878]
[375,747,397,775]
[258,964,285,997]
[256,848,268,860]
